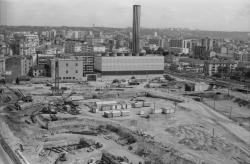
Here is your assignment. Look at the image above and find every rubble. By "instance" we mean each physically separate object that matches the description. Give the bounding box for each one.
[0,79,249,164]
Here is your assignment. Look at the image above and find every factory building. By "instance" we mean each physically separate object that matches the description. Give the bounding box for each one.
[51,58,83,81]
[94,55,164,75]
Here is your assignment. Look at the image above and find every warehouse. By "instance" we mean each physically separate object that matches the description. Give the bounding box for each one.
[94,55,164,75]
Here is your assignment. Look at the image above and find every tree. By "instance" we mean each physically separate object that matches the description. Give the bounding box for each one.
[131,76,136,80]
[112,79,119,83]
[16,78,20,85]
[28,67,34,77]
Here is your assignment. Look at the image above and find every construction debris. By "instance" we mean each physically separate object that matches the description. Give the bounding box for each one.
[0,76,249,164]
[100,151,129,164]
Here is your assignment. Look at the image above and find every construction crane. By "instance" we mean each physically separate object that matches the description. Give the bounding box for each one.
[17,89,33,102]
[62,91,79,107]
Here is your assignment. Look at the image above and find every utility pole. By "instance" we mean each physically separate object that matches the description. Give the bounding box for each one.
[213,96,216,109]
[247,84,249,100]
[229,106,232,119]
[212,128,214,138]
[154,102,155,111]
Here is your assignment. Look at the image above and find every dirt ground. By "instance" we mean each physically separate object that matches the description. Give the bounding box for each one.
[0,80,250,164]
[203,98,250,131]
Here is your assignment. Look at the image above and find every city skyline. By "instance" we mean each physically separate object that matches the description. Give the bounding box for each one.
[0,0,250,32]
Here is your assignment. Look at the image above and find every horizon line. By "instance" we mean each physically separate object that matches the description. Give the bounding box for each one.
[0,25,249,33]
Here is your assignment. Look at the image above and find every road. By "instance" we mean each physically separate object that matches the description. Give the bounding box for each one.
[0,142,14,164]
[181,100,250,152]
[0,89,16,164]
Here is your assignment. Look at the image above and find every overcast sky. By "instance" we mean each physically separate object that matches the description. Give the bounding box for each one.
[1,0,250,31]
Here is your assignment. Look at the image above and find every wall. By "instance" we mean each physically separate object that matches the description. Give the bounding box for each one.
[95,56,164,72]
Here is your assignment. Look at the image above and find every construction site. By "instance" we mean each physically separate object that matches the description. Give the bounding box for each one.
[0,74,250,164]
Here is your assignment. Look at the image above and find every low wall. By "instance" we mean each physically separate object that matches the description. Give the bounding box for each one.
[0,137,22,164]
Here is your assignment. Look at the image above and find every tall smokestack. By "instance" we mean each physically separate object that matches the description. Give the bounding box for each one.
[132,5,141,56]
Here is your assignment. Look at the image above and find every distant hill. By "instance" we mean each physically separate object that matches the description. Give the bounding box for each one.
[0,25,249,40]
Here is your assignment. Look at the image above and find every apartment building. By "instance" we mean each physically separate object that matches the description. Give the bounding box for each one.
[65,39,93,55]
[5,55,33,82]
[204,60,237,76]
[12,34,39,56]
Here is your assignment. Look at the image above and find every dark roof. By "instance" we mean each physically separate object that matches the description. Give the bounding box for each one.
[179,57,204,64]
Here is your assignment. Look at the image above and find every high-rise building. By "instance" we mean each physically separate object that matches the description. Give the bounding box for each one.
[12,34,39,56]
[201,37,213,51]
[65,39,94,54]
[65,39,84,53]
[194,46,207,59]
[132,5,141,55]
[5,55,33,82]
[64,39,94,75]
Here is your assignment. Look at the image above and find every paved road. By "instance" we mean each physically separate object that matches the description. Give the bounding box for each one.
[0,142,14,164]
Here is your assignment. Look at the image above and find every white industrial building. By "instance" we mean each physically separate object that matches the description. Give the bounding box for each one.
[94,55,164,75]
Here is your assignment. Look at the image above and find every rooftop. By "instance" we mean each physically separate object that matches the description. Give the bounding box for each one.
[179,57,204,64]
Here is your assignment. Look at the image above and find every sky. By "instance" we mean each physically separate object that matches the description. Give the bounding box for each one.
[0,0,250,31]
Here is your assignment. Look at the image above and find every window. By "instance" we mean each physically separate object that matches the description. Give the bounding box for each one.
[69,77,71,79]
[73,77,75,79]
[75,70,78,73]
[66,70,68,74]
[63,77,65,79]
[75,63,78,66]
[66,63,68,67]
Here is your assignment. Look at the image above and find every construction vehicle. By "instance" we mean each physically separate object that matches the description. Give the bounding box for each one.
[41,105,57,114]
[0,87,4,94]
[46,82,53,87]
[87,158,97,164]
[62,91,79,107]
[60,92,81,115]
[14,101,22,110]
[17,89,33,102]
[0,76,5,84]
[54,152,67,164]
[50,114,58,121]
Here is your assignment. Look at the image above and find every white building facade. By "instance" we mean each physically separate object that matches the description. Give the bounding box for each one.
[94,55,164,75]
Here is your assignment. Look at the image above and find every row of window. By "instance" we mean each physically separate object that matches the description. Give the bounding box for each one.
[66,63,78,66]
[59,77,76,80]
[65,70,78,74]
